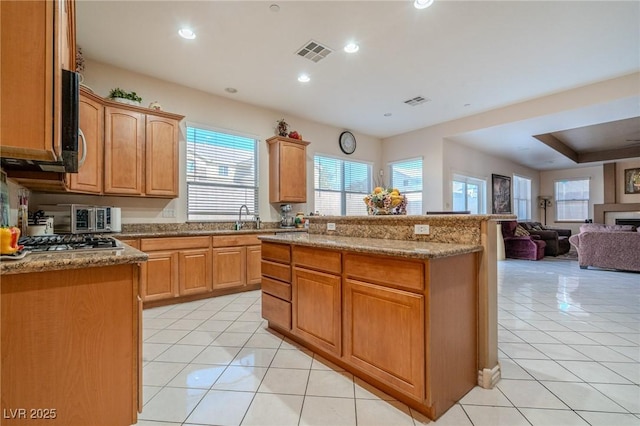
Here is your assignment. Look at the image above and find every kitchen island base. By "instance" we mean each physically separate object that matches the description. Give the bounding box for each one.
[260,238,479,420]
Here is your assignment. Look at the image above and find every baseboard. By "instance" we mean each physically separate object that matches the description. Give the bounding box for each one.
[477,363,501,389]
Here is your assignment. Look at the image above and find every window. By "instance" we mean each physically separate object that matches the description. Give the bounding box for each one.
[513,175,532,220]
[555,178,590,221]
[389,158,422,215]
[452,174,486,214]
[186,125,258,221]
[314,155,372,216]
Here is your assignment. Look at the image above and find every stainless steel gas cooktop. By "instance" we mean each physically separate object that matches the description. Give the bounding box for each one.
[18,234,123,253]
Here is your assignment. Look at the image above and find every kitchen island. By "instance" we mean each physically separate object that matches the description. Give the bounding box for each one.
[0,244,148,426]
[258,214,509,420]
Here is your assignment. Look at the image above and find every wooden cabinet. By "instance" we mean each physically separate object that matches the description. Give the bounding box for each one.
[212,234,264,291]
[261,242,292,330]
[139,237,211,302]
[103,104,182,197]
[267,136,310,203]
[104,106,145,195]
[343,279,425,399]
[290,246,342,355]
[145,115,180,197]
[1,263,140,425]
[212,246,245,290]
[261,242,478,420]
[67,88,104,193]
[140,251,179,301]
[0,0,74,162]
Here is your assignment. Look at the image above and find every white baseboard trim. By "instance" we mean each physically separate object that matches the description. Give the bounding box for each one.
[477,363,501,389]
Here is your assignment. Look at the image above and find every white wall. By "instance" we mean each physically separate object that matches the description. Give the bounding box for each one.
[443,139,540,218]
[32,60,383,224]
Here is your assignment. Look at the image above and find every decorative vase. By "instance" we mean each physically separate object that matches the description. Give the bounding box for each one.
[111,97,141,106]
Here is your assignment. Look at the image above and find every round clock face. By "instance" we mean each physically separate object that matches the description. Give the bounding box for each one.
[339,131,356,155]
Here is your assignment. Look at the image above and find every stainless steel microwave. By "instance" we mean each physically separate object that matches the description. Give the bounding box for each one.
[40,204,121,234]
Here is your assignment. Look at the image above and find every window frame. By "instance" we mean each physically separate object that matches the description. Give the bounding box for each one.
[513,174,532,221]
[388,157,423,215]
[554,177,590,222]
[185,123,259,221]
[313,153,373,216]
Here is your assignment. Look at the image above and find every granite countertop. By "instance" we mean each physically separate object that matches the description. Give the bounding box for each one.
[114,228,306,239]
[259,233,482,260]
[0,244,149,275]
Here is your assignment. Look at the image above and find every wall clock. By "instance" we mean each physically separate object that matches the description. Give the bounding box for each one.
[339,131,356,155]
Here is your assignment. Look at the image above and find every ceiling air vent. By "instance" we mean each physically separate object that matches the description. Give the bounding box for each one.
[404,96,431,106]
[296,40,333,63]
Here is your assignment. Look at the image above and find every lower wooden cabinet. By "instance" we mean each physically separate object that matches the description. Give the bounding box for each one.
[292,266,342,356]
[1,264,141,425]
[140,251,179,301]
[179,248,212,296]
[134,234,269,305]
[343,278,425,399]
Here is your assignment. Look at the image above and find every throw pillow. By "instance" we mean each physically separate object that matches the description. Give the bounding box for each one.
[532,224,543,231]
[514,225,530,237]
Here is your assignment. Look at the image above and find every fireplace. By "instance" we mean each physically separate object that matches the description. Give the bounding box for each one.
[615,219,640,228]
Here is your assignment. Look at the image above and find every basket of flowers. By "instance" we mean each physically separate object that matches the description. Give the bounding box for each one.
[363,187,407,215]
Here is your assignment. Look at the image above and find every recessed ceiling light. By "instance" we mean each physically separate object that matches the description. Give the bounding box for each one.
[414,0,434,9]
[384,113,392,117]
[269,4,280,12]
[225,87,238,94]
[344,43,359,53]
[178,28,196,40]
[297,74,310,83]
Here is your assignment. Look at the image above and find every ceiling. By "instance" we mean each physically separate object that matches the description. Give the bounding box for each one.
[76,1,640,171]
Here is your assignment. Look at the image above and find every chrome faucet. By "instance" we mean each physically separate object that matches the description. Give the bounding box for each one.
[236,204,250,230]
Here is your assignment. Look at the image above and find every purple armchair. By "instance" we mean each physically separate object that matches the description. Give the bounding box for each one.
[501,221,546,260]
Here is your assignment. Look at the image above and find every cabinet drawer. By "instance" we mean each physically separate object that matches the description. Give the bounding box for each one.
[262,292,291,330]
[262,276,291,301]
[141,236,210,251]
[119,239,139,249]
[261,242,291,263]
[292,246,341,274]
[261,260,291,283]
[344,253,424,292]
[213,234,262,247]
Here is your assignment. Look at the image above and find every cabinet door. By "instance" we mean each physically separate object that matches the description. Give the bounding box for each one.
[145,115,179,197]
[104,106,144,195]
[179,248,212,296]
[292,267,341,355]
[212,246,246,290]
[140,251,179,302]
[278,141,307,202]
[68,92,103,193]
[0,1,56,161]
[246,244,262,285]
[343,279,425,400]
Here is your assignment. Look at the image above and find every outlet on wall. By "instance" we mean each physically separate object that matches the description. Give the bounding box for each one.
[162,208,176,218]
[414,224,430,235]
[327,222,336,231]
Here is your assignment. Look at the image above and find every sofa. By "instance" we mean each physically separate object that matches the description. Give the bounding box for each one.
[519,221,572,256]
[569,223,640,272]
[501,221,546,260]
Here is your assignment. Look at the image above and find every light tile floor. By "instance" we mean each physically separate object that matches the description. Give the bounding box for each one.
[135,257,640,426]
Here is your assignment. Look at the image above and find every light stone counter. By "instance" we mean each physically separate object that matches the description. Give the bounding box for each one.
[259,232,482,259]
[0,244,148,275]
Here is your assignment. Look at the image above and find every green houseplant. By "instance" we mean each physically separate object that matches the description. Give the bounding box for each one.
[108,87,142,105]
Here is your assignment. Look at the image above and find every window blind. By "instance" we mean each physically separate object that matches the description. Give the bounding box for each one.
[513,175,532,220]
[389,157,423,215]
[186,126,258,221]
[555,178,589,221]
[314,155,371,216]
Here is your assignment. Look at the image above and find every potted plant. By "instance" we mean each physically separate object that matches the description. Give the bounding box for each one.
[108,87,143,106]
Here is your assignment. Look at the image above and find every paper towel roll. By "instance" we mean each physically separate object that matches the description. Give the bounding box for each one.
[110,208,122,232]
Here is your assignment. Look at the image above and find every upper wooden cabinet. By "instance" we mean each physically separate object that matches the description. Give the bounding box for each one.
[66,89,104,194]
[104,103,183,198]
[267,136,310,203]
[0,0,75,161]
